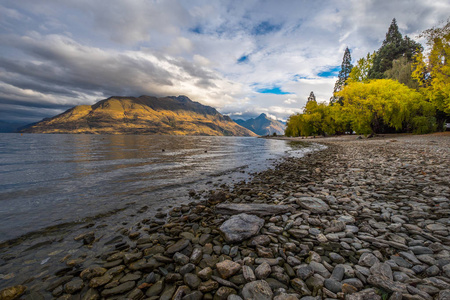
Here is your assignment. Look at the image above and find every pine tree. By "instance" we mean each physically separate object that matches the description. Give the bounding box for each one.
[307,91,316,103]
[330,47,353,105]
[369,19,422,79]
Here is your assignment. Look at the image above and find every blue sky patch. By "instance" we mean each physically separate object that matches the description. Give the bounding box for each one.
[257,86,291,95]
[189,26,203,34]
[237,55,249,63]
[251,21,282,35]
[317,65,340,77]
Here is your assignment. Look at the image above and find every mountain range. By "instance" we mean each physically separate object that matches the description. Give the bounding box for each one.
[22,95,256,136]
[233,113,285,136]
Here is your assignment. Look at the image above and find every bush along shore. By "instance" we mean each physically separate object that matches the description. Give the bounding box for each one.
[2,134,450,300]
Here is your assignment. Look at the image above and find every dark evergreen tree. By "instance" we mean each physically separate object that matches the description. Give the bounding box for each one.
[330,47,353,105]
[307,91,316,103]
[369,19,422,79]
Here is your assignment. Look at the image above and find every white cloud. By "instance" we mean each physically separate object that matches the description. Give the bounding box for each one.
[0,0,448,122]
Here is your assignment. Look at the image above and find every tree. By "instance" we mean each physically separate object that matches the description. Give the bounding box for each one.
[413,20,450,116]
[348,52,375,83]
[337,79,436,134]
[307,91,316,103]
[330,47,353,105]
[384,56,418,89]
[369,19,422,79]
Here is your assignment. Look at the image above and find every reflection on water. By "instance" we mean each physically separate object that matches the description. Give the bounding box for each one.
[0,134,313,242]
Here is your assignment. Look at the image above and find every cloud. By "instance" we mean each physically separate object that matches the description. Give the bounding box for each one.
[0,0,448,122]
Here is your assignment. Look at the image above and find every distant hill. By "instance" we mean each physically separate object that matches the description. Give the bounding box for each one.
[22,95,256,136]
[0,121,29,133]
[233,113,285,136]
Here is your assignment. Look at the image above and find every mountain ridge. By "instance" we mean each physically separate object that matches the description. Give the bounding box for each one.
[233,113,285,136]
[22,95,256,136]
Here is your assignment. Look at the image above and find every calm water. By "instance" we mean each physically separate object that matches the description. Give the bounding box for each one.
[0,134,316,243]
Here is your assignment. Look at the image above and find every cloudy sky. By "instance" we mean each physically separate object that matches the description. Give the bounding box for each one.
[0,0,448,123]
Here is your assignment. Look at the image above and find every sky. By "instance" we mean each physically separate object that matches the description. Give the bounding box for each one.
[0,0,448,123]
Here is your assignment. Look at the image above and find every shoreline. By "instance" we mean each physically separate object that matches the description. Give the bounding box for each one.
[2,134,450,299]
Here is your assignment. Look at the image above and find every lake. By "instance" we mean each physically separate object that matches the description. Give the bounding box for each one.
[0,133,322,291]
[0,134,318,242]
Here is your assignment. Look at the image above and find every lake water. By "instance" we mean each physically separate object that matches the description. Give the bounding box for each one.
[0,134,319,243]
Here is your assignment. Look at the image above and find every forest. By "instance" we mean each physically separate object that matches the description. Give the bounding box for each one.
[285,19,450,136]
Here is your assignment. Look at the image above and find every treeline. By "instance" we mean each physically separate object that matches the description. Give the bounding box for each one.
[286,19,449,136]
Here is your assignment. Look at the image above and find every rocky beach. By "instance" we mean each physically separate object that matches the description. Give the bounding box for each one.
[2,133,450,300]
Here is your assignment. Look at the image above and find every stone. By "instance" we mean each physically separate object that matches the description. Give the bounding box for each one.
[242,265,256,282]
[242,280,273,300]
[146,280,164,297]
[184,273,201,290]
[291,278,311,295]
[101,281,135,297]
[409,246,433,255]
[330,265,345,281]
[216,260,241,279]
[324,278,342,293]
[0,285,26,300]
[81,288,99,300]
[174,252,190,265]
[249,235,271,247]
[296,264,314,280]
[215,203,293,216]
[346,288,381,300]
[329,252,345,264]
[296,197,330,213]
[182,291,203,300]
[198,267,213,280]
[219,213,264,243]
[198,280,219,293]
[370,263,393,281]
[80,267,107,281]
[213,287,236,300]
[65,278,84,294]
[309,261,331,278]
[255,262,271,279]
[358,253,379,267]
[166,239,191,255]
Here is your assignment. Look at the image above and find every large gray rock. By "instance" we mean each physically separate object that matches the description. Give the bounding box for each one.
[296,197,330,213]
[215,203,293,216]
[242,280,273,300]
[219,213,264,243]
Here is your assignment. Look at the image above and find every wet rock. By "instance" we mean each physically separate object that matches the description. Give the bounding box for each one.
[146,280,164,297]
[166,239,191,255]
[0,285,26,300]
[198,267,213,281]
[101,281,135,297]
[219,213,264,243]
[242,280,273,300]
[65,278,84,294]
[80,267,107,281]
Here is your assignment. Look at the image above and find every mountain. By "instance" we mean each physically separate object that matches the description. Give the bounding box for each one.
[233,113,285,136]
[22,95,256,136]
[0,121,29,133]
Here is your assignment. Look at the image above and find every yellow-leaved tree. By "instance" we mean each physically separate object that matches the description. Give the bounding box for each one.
[413,20,450,115]
[338,79,436,134]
